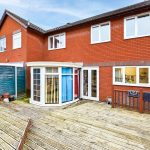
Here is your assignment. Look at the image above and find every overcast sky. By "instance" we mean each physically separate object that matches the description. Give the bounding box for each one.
[0,0,143,30]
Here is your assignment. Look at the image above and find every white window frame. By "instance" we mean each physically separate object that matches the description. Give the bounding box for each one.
[0,36,6,52]
[81,66,99,101]
[13,31,22,49]
[48,33,66,50]
[91,21,111,44]
[124,12,150,39]
[113,66,150,87]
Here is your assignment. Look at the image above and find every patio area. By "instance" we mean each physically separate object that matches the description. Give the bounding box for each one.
[0,100,150,150]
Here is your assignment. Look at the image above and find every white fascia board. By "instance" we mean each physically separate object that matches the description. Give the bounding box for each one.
[27,61,83,68]
[0,62,25,67]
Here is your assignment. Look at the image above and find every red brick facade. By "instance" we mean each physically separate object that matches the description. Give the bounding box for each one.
[43,10,150,100]
[0,16,44,92]
[0,7,150,101]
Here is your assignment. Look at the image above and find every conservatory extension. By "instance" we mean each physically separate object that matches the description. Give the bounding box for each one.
[27,62,83,106]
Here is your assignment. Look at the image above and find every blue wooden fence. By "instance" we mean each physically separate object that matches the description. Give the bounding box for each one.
[0,66,25,97]
[0,66,15,95]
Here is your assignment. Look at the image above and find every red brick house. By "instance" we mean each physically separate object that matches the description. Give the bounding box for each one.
[0,1,150,107]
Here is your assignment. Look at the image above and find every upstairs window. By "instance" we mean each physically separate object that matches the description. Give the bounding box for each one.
[13,31,21,49]
[124,12,150,39]
[91,22,110,44]
[0,37,6,52]
[137,14,150,36]
[48,33,66,50]
[125,18,135,38]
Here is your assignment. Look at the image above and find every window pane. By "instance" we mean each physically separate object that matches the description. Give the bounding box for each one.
[137,14,150,36]
[13,32,21,49]
[33,68,40,102]
[46,67,58,73]
[125,18,135,37]
[91,70,97,97]
[91,26,99,43]
[0,37,6,52]
[46,75,59,104]
[54,35,59,48]
[59,34,65,48]
[49,37,53,49]
[125,67,136,84]
[115,68,123,82]
[62,75,73,103]
[100,23,110,42]
[139,68,149,84]
[62,67,73,74]
[83,70,88,96]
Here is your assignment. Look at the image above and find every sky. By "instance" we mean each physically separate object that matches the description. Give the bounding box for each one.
[0,0,143,30]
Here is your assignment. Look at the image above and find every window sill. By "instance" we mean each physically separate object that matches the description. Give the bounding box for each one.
[48,47,66,51]
[0,51,6,53]
[124,34,150,40]
[91,40,111,45]
[113,82,150,88]
[13,47,22,50]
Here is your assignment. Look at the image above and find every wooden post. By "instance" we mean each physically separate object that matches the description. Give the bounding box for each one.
[139,88,143,113]
[112,86,114,108]
[17,119,32,150]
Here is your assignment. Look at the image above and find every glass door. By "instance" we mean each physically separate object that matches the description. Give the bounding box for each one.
[82,67,99,101]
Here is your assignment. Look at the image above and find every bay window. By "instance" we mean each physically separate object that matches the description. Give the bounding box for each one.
[124,12,150,39]
[91,22,110,44]
[48,33,66,50]
[113,66,150,86]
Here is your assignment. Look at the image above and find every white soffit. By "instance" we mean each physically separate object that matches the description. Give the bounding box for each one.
[27,61,83,68]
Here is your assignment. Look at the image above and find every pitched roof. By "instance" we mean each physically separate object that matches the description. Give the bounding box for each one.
[46,0,150,34]
[0,1,150,35]
[0,10,45,34]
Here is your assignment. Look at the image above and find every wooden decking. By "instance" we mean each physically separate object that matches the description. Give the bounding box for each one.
[0,103,29,149]
[0,100,150,150]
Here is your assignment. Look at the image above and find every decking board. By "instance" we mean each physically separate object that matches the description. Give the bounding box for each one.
[0,100,149,150]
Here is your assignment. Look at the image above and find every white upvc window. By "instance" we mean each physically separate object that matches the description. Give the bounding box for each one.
[113,66,150,87]
[48,33,66,50]
[13,31,21,49]
[124,12,150,39]
[91,22,111,44]
[0,36,6,52]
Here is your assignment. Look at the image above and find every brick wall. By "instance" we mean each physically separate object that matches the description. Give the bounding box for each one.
[43,11,150,64]
[0,16,27,62]
[43,10,150,101]
[99,67,112,101]
[0,16,45,95]
[0,10,150,101]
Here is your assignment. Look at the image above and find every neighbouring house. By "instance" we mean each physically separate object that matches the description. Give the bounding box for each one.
[0,1,150,107]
